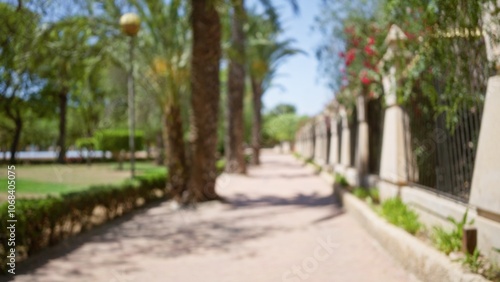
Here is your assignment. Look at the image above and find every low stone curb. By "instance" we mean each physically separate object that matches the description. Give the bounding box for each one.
[341,189,488,282]
[314,167,489,282]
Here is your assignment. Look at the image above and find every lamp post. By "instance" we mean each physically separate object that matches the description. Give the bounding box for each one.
[119,13,140,178]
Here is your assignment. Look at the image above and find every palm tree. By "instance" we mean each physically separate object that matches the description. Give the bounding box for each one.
[95,0,192,201]
[247,13,303,165]
[225,0,247,174]
[225,0,298,172]
[188,0,223,202]
[129,0,191,202]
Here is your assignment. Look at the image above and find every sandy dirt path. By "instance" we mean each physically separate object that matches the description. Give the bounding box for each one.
[10,151,416,282]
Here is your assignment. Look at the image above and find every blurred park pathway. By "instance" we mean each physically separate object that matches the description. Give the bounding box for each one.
[12,151,415,282]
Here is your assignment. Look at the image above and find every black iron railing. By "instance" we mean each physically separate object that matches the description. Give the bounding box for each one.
[404,92,485,202]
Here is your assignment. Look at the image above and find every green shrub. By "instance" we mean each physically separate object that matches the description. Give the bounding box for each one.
[96,129,144,152]
[75,137,98,150]
[369,188,380,204]
[462,248,481,273]
[353,187,370,199]
[0,173,167,273]
[353,187,380,204]
[380,198,421,235]
[432,210,473,255]
[334,174,349,187]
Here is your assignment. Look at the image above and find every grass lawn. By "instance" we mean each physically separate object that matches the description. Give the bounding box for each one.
[0,161,166,199]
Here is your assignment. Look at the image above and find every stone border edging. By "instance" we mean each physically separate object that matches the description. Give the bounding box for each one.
[340,186,489,282]
[307,163,489,282]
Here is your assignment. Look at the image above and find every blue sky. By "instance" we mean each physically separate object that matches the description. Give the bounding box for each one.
[255,0,334,116]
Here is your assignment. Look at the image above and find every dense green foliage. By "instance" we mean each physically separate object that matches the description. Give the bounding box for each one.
[264,113,302,143]
[96,130,144,152]
[334,173,349,187]
[379,198,421,235]
[262,103,307,145]
[352,187,380,204]
[315,0,500,127]
[0,173,167,273]
[75,137,98,150]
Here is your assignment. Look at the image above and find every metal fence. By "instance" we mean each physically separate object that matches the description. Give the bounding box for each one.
[404,92,485,202]
[337,119,342,164]
[367,97,385,175]
[349,107,358,167]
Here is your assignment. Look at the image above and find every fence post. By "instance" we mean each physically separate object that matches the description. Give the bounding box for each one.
[338,106,351,175]
[356,94,369,186]
[314,115,330,166]
[469,3,500,264]
[378,25,413,200]
[307,122,315,160]
[314,117,323,165]
[329,103,340,168]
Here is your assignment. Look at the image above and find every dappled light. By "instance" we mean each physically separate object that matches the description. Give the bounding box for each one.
[1,0,500,281]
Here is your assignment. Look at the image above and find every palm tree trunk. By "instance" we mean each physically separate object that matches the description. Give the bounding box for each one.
[163,103,188,202]
[188,0,223,202]
[250,76,263,165]
[155,131,165,166]
[225,0,247,174]
[57,89,68,164]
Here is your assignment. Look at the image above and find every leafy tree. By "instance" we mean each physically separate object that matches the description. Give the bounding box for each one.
[97,129,144,169]
[264,112,305,144]
[0,3,41,164]
[32,16,106,163]
[267,103,297,117]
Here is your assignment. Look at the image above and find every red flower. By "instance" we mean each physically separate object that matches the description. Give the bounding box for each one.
[345,49,356,66]
[364,45,375,56]
[360,70,371,85]
[361,76,371,85]
[367,37,375,45]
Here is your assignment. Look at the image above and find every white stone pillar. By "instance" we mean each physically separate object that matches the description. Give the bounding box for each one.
[378,25,414,200]
[314,118,322,164]
[340,108,351,168]
[314,116,329,165]
[469,4,500,264]
[329,114,339,166]
[356,94,369,183]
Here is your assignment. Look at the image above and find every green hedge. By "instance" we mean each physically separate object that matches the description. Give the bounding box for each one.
[0,173,167,273]
[96,129,144,152]
[75,137,98,150]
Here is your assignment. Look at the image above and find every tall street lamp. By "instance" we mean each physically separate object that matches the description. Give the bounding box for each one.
[119,13,140,178]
